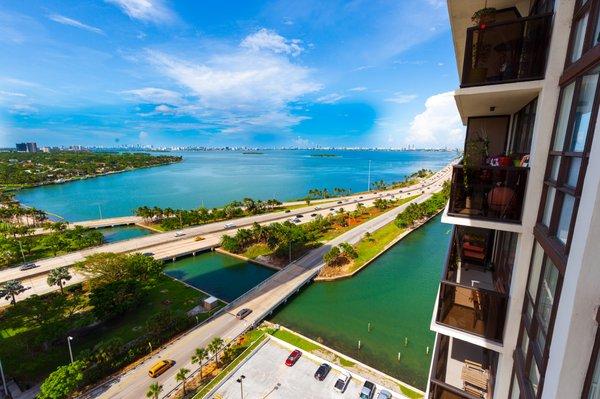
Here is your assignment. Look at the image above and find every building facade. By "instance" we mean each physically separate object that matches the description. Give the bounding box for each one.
[15,142,38,153]
[427,1,600,398]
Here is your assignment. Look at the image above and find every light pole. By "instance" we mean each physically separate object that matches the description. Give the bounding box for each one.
[0,358,8,397]
[17,240,26,263]
[67,336,74,363]
[367,160,371,191]
[236,374,246,399]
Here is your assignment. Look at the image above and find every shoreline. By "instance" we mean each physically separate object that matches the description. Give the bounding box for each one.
[315,210,443,282]
[214,247,282,271]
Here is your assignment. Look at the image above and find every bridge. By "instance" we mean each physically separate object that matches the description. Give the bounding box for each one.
[80,190,438,399]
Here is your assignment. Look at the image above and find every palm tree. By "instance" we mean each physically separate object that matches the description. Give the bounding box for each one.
[146,382,162,399]
[47,266,72,294]
[175,367,190,396]
[191,347,208,380]
[0,279,26,305]
[209,337,225,367]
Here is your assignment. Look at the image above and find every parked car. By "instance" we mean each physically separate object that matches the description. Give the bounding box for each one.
[148,359,175,378]
[236,308,252,320]
[19,263,38,271]
[314,363,331,381]
[359,381,376,399]
[376,390,392,399]
[333,371,351,393]
[285,349,302,366]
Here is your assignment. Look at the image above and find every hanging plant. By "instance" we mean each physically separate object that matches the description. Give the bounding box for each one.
[472,7,497,29]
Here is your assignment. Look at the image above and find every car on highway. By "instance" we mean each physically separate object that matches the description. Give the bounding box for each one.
[285,349,302,366]
[314,206,321,210]
[329,208,335,211]
[174,232,186,237]
[19,263,38,271]
[314,363,331,381]
[376,389,392,399]
[291,218,301,223]
[296,214,304,218]
[285,209,291,213]
[337,201,343,204]
[360,381,376,399]
[236,308,252,320]
[333,371,351,393]
[311,213,318,217]
[142,252,154,257]
[148,359,175,378]
[359,196,363,199]
[224,223,236,229]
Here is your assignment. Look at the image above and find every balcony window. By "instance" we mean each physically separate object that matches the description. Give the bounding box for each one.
[461,13,552,87]
[436,227,516,341]
[429,334,498,399]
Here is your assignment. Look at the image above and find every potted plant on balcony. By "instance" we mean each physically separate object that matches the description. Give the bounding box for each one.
[462,134,489,211]
[472,7,497,29]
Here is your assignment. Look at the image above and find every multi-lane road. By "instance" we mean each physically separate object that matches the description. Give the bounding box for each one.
[1,163,454,304]
[83,186,444,399]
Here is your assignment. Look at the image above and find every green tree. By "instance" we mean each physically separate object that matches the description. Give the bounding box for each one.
[146,382,163,399]
[89,279,145,320]
[208,337,225,367]
[0,279,26,304]
[41,233,65,256]
[323,246,341,266]
[191,347,208,380]
[175,367,190,396]
[339,242,358,259]
[47,266,72,294]
[38,360,86,399]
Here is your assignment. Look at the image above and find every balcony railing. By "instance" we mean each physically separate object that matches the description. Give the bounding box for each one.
[461,13,552,87]
[429,335,497,399]
[448,165,528,223]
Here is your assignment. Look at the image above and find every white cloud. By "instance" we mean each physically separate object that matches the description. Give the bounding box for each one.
[348,86,367,92]
[384,92,418,104]
[437,62,444,66]
[138,130,149,139]
[9,104,38,115]
[48,14,105,35]
[405,91,464,148]
[106,0,176,24]
[316,93,345,104]
[122,87,184,105]
[240,28,303,56]
[0,90,26,97]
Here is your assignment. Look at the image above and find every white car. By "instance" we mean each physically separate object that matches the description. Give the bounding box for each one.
[376,390,392,399]
[224,223,236,229]
[174,232,186,237]
[333,371,351,393]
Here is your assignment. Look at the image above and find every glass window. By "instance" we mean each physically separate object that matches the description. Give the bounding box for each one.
[528,243,544,299]
[595,8,600,47]
[566,157,582,187]
[538,259,559,333]
[587,345,600,399]
[511,374,521,399]
[529,360,541,395]
[557,194,575,243]
[542,187,556,227]
[521,328,530,355]
[550,156,561,181]
[571,14,589,63]
[570,72,599,152]
[553,83,576,151]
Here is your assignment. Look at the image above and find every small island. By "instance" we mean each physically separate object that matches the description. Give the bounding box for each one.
[242,151,264,155]
[0,151,182,189]
[310,153,339,158]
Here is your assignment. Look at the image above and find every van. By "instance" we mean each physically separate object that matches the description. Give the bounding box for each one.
[148,359,174,378]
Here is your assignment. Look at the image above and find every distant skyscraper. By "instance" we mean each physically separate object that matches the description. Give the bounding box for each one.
[15,142,38,153]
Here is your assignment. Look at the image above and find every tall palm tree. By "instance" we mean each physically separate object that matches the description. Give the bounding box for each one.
[146,382,162,399]
[191,347,208,380]
[209,337,225,367]
[47,266,72,294]
[175,367,190,396]
[0,279,25,305]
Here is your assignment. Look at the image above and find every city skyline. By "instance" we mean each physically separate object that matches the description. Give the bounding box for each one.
[0,0,464,149]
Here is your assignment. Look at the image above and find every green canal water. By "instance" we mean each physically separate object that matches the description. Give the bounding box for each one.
[163,252,276,302]
[270,214,451,390]
[99,225,154,243]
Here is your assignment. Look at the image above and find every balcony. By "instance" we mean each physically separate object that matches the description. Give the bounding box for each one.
[434,227,516,342]
[429,334,498,399]
[461,13,552,88]
[448,164,528,224]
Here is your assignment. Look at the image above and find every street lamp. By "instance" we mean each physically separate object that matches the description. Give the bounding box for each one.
[236,374,246,399]
[67,336,74,363]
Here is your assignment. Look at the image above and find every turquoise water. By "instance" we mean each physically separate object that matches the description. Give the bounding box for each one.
[99,226,153,243]
[270,214,451,390]
[16,150,456,221]
[163,252,276,302]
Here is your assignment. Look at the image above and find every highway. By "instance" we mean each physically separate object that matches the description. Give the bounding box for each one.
[82,186,442,399]
[0,164,454,304]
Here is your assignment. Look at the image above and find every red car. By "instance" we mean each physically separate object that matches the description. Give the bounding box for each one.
[285,349,302,366]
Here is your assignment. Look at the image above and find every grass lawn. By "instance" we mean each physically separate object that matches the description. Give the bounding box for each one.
[271,328,321,351]
[0,275,205,385]
[351,220,406,272]
[242,243,271,259]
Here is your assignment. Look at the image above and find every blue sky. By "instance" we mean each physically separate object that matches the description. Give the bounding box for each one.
[0,0,465,148]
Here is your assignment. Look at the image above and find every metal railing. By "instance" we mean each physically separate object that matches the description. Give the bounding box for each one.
[461,13,553,87]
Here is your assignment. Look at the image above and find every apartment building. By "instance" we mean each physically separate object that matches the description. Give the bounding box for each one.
[427,1,600,398]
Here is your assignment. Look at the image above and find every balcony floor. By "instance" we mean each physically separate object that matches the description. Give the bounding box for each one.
[440,337,493,399]
[441,302,485,337]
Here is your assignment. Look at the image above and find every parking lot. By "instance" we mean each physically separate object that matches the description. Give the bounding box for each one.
[207,338,404,399]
